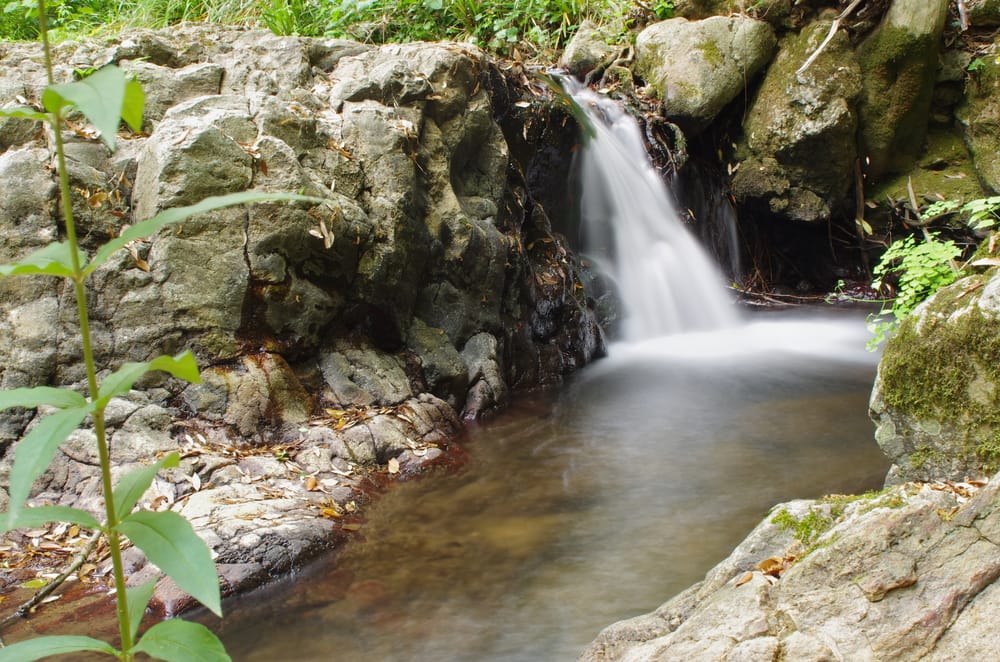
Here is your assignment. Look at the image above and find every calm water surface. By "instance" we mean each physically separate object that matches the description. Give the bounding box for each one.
[213,311,889,661]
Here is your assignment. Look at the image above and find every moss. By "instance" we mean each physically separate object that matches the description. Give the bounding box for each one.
[821,488,907,517]
[878,275,1000,472]
[858,26,940,175]
[696,38,723,67]
[771,507,834,549]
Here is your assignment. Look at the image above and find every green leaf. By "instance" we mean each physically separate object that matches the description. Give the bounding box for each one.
[42,65,129,149]
[2,406,90,534]
[97,352,201,406]
[0,106,49,122]
[0,240,85,278]
[132,619,231,662]
[126,577,159,642]
[0,386,86,411]
[5,505,101,530]
[113,453,180,518]
[0,635,117,661]
[84,191,323,275]
[121,77,145,133]
[117,510,222,617]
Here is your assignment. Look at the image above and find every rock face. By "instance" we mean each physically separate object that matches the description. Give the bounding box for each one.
[870,263,1000,484]
[0,26,603,592]
[580,478,1000,661]
[732,20,862,223]
[634,15,776,131]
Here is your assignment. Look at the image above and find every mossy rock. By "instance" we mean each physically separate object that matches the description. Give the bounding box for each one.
[731,20,861,222]
[866,126,988,230]
[957,38,1000,194]
[870,261,1000,482]
[857,0,949,178]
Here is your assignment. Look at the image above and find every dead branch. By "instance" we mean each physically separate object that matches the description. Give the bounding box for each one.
[0,528,103,643]
[797,0,866,75]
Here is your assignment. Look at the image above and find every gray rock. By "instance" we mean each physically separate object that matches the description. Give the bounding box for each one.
[560,21,620,78]
[634,16,776,130]
[581,479,1000,660]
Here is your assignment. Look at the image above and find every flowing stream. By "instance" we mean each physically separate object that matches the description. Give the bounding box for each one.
[205,89,890,659]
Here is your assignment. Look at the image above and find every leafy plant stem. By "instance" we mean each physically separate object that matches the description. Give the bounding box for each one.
[38,0,135,655]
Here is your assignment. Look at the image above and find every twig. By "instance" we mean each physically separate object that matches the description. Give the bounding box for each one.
[796,0,866,75]
[957,0,969,31]
[0,528,103,639]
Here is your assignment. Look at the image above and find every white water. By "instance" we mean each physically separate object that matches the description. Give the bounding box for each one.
[571,83,739,340]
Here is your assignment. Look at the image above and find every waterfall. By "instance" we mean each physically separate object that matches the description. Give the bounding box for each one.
[570,84,739,341]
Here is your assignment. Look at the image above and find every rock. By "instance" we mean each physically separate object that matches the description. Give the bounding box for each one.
[857,0,950,178]
[965,0,1000,27]
[674,0,792,27]
[634,15,776,131]
[957,36,1000,194]
[732,20,862,223]
[559,20,620,78]
[581,479,1000,660]
[870,264,1000,483]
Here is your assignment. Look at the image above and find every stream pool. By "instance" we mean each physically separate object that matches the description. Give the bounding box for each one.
[209,310,890,661]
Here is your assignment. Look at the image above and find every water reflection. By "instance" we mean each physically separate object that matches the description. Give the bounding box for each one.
[213,312,889,661]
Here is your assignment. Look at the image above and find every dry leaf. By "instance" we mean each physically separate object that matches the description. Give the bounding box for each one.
[387,457,400,474]
[305,476,319,491]
[735,571,753,587]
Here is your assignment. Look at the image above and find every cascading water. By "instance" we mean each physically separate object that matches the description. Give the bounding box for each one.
[570,83,739,340]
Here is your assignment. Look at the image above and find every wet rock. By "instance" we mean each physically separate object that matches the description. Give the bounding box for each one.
[732,19,862,223]
[634,15,776,131]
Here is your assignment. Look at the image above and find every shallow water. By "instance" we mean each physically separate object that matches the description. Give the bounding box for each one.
[211,311,890,662]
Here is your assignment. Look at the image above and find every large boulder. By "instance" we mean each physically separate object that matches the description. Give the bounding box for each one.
[857,0,950,179]
[731,20,862,223]
[957,36,1000,194]
[0,26,604,595]
[581,477,1000,661]
[634,16,776,131]
[870,262,1000,484]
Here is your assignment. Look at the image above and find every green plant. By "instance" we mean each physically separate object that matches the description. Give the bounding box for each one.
[866,232,962,350]
[770,507,833,549]
[0,2,316,659]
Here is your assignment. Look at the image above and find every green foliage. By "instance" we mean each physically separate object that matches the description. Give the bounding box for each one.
[867,232,961,350]
[0,0,636,56]
[0,3,318,658]
[923,195,1000,232]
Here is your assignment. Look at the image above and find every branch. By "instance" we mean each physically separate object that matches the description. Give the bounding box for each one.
[797,0,866,75]
[0,528,102,641]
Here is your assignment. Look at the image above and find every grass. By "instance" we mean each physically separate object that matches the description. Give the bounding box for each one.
[1,0,672,56]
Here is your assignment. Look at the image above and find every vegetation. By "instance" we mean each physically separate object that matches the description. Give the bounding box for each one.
[866,232,962,349]
[1,0,675,54]
[0,1,316,659]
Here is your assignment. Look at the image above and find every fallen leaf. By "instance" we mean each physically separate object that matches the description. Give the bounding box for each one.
[305,476,319,491]
[387,457,400,474]
[735,571,753,587]
[341,522,362,532]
